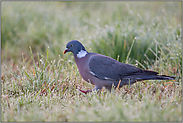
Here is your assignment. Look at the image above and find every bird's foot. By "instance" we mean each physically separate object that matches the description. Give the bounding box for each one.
[77,89,92,94]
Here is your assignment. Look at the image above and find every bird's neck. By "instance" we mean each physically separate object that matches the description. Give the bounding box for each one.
[73,52,88,73]
[74,51,88,67]
[76,50,88,58]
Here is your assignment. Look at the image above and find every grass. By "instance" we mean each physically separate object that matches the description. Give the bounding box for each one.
[1,1,182,122]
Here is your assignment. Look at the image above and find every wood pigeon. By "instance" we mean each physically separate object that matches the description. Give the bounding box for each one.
[63,40,175,94]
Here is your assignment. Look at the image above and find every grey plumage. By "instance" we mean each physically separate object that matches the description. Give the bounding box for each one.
[64,40,175,93]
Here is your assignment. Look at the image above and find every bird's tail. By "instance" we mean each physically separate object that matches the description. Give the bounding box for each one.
[121,70,175,86]
[136,74,175,81]
[131,69,174,80]
[120,74,175,86]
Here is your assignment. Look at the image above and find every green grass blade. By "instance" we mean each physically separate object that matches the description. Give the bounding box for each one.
[126,37,136,63]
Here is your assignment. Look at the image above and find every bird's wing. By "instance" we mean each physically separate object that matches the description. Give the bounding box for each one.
[88,54,143,81]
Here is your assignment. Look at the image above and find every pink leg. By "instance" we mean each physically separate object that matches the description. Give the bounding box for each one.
[77,89,92,94]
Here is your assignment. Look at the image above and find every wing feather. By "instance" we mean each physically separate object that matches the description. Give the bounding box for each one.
[88,54,143,80]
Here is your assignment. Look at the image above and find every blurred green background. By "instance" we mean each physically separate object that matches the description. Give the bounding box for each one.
[1,2,182,122]
[1,1,181,68]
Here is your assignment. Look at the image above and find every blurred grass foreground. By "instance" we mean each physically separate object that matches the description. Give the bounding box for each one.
[1,1,182,122]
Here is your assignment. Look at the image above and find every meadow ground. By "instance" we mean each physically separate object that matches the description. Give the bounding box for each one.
[1,1,182,122]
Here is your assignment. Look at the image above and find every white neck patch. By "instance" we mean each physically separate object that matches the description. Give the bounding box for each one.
[77,50,87,58]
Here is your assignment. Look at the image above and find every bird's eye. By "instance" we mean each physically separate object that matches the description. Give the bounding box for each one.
[70,44,73,47]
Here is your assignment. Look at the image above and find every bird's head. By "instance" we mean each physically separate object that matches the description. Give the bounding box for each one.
[63,40,88,58]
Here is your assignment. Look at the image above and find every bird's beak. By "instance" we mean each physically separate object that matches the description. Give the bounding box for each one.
[63,48,68,54]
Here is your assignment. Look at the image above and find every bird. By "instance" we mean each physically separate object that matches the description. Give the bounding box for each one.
[63,40,175,94]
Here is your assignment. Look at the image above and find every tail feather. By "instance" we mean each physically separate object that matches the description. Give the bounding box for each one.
[120,74,175,86]
[139,69,175,80]
[136,75,175,81]
[143,69,158,75]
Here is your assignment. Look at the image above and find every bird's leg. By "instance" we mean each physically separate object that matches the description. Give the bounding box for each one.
[77,87,102,94]
[77,89,92,94]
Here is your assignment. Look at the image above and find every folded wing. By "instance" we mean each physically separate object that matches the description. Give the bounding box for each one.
[88,54,152,81]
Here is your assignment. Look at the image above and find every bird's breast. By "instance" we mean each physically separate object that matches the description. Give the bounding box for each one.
[74,55,93,84]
